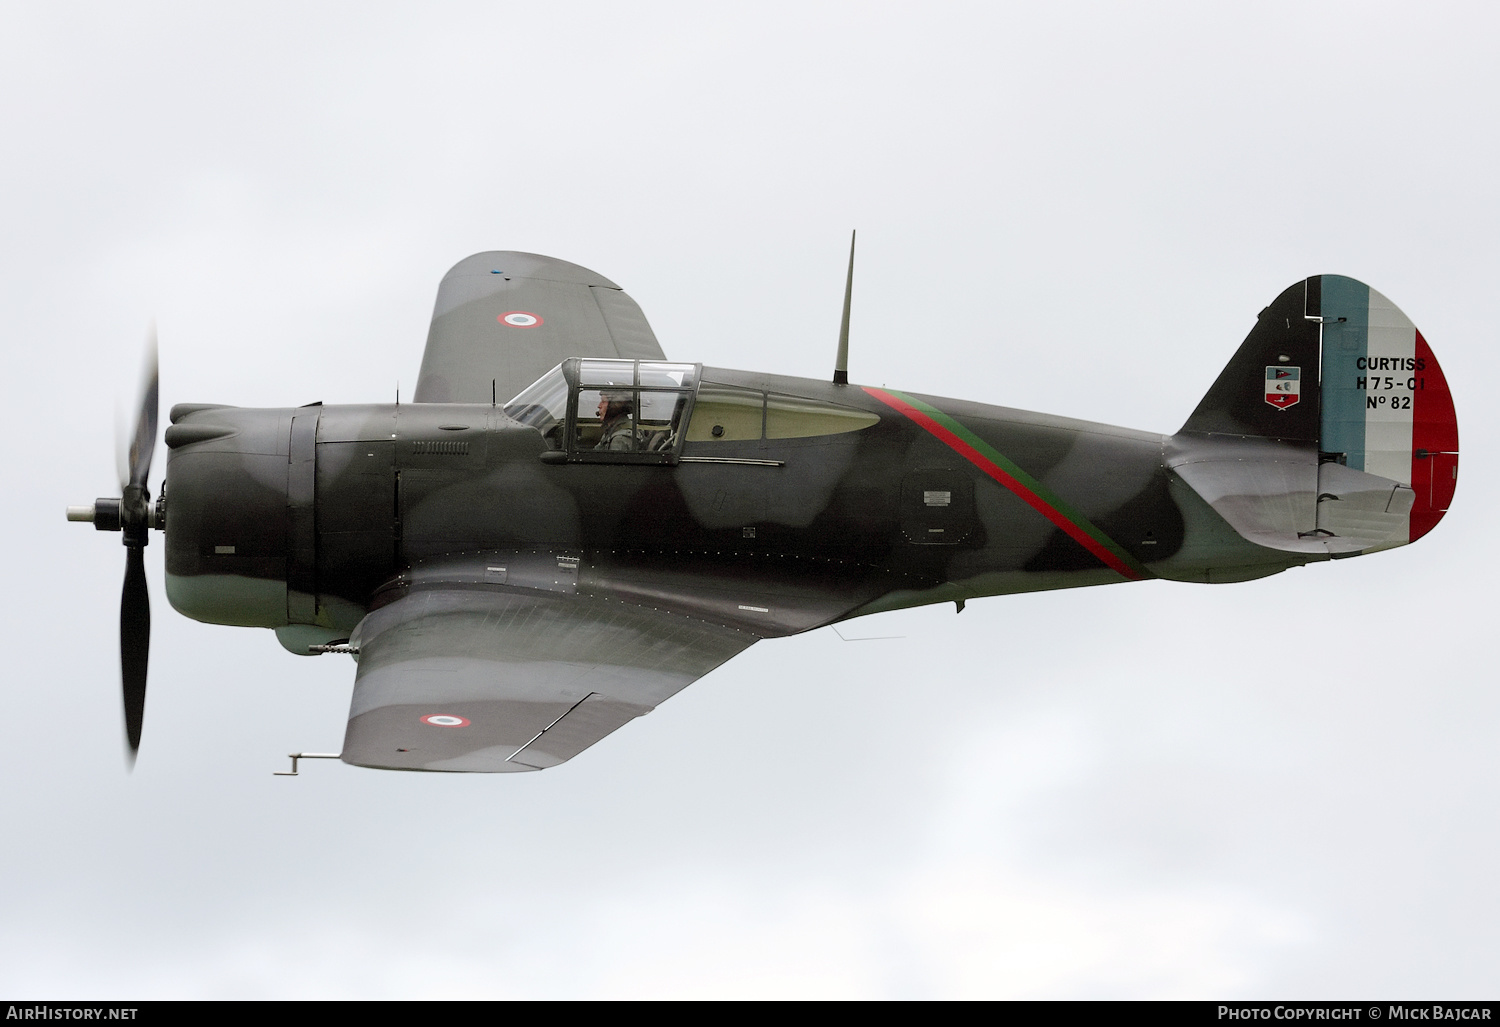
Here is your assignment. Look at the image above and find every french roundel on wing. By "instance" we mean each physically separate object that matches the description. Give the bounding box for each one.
[420,714,471,728]
[498,311,542,328]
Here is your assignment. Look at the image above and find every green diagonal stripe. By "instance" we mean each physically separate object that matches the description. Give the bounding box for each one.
[888,390,1151,577]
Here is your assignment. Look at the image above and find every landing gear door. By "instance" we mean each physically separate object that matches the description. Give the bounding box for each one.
[900,470,975,544]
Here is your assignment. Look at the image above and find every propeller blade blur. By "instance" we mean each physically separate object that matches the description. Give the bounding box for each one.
[126,325,159,491]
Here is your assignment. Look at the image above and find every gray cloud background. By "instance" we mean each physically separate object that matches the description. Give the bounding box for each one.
[2,0,1496,998]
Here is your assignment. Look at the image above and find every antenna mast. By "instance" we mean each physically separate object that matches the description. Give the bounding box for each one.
[833,230,855,385]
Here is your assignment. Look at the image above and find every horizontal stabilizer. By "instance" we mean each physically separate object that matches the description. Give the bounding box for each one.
[1167,436,1414,555]
[1166,435,1327,553]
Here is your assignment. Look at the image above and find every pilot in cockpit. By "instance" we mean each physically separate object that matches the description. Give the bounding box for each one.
[594,389,636,451]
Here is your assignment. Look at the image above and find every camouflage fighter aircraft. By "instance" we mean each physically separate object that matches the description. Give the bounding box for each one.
[68,247,1460,772]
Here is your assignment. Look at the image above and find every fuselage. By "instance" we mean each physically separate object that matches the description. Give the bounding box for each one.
[162,362,1303,652]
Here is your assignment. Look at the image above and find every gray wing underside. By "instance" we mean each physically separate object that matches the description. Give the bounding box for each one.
[412,251,666,404]
[341,588,755,772]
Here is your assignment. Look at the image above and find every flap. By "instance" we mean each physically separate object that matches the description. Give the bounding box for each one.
[412,251,666,405]
[340,587,754,772]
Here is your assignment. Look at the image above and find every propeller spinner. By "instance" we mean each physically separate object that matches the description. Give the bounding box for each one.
[67,330,162,760]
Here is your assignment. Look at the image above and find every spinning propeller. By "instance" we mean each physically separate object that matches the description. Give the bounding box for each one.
[67,330,161,761]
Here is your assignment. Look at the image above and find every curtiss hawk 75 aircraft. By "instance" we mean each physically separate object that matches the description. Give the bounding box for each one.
[68,246,1459,773]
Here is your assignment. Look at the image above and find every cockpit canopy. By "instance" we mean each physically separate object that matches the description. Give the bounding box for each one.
[504,358,698,462]
[504,359,880,463]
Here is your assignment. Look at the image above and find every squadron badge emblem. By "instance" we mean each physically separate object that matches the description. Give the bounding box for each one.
[1265,365,1300,409]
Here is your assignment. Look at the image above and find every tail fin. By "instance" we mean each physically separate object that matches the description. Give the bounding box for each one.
[1173,276,1458,552]
[1180,278,1323,442]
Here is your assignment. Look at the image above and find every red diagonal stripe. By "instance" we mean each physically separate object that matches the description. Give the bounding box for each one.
[866,388,1145,580]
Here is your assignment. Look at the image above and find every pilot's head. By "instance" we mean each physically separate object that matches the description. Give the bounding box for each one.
[596,388,634,421]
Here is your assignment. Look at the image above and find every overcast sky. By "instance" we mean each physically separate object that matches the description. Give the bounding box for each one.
[3,1,1497,999]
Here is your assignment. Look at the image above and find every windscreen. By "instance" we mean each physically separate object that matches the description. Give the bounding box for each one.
[503,365,570,447]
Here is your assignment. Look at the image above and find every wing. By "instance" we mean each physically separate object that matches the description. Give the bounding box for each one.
[412,251,666,404]
[340,586,755,772]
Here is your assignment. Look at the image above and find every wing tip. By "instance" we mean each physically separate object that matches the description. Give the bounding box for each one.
[441,251,621,289]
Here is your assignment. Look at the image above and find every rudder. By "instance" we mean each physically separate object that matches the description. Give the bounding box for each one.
[1316,276,1458,543]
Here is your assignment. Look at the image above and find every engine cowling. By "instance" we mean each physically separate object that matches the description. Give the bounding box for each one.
[163,404,306,630]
